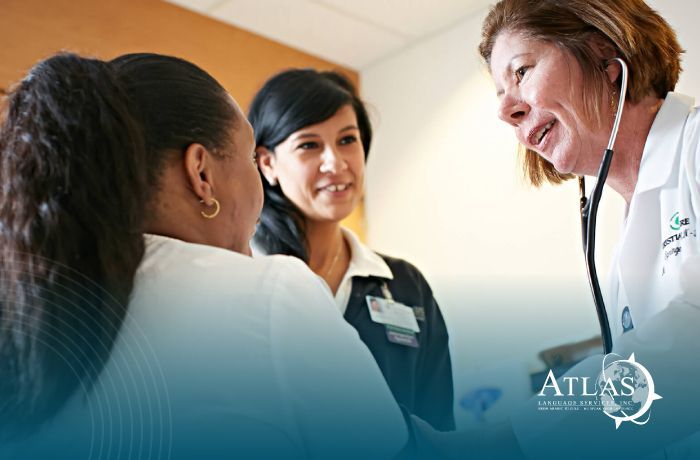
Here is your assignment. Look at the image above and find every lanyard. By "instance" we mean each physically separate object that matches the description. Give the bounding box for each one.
[380,282,394,302]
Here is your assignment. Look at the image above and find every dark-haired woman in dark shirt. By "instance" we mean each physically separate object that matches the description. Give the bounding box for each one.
[250,69,455,431]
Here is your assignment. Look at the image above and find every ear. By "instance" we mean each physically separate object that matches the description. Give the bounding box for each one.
[604,59,623,86]
[183,143,216,204]
[255,146,277,186]
[588,34,621,84]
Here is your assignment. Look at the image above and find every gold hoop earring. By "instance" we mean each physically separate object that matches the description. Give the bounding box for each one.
[200,198,220,219]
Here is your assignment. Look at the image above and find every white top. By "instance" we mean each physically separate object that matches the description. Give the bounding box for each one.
[511,93,700,458]
[334,228,393,314]
[3,234,407,459]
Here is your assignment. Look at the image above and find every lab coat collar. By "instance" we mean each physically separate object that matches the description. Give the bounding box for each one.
[342,227,394,280]
[635,92,695,194]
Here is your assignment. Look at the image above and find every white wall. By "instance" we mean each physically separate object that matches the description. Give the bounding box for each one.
[361,0,700,428]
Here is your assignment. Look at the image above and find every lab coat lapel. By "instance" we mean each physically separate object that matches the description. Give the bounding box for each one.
[616,93,693,315]
[617,192,659,314]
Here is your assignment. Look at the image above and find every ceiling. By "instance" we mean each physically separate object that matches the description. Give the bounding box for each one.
[165,0,491,69]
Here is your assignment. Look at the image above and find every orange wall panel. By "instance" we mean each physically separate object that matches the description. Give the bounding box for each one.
[0,0,366,239]
[0,0,358,108]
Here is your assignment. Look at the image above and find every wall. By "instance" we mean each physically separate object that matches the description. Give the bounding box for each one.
[361,0,700,428]
[0,0,359,107]
[0,0,365,236]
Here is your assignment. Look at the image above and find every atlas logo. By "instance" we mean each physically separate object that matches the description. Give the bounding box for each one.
[537,353,662,429]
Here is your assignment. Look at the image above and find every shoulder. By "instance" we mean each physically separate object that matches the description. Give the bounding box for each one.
[684,103,700,143]
[137,235,329,311]
[683,103,700,185]
[141,235,288,285]
[680,94,700,139]
[377,253,432,288]
[374,253,443,314]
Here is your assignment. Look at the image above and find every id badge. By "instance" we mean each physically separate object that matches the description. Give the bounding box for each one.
[366,295,421,347]
[365,295,420,332]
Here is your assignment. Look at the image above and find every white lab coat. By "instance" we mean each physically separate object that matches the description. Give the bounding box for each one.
[609,92,700,339]
[1,235,407,459]
[511,93,700,459]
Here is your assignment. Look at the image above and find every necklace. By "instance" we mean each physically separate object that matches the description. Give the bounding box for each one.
[325,239,343,279]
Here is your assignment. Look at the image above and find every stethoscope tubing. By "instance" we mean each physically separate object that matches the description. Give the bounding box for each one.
[580,57,629,354]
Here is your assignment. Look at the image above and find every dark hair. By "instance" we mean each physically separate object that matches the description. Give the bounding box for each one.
[0,52,239,439]
[0,53,147,438]
[478,0,683,186]
[248,69,371,261]
[109,53,239,191]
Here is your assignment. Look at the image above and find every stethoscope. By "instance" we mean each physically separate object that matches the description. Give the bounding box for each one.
[578,57,629,354]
